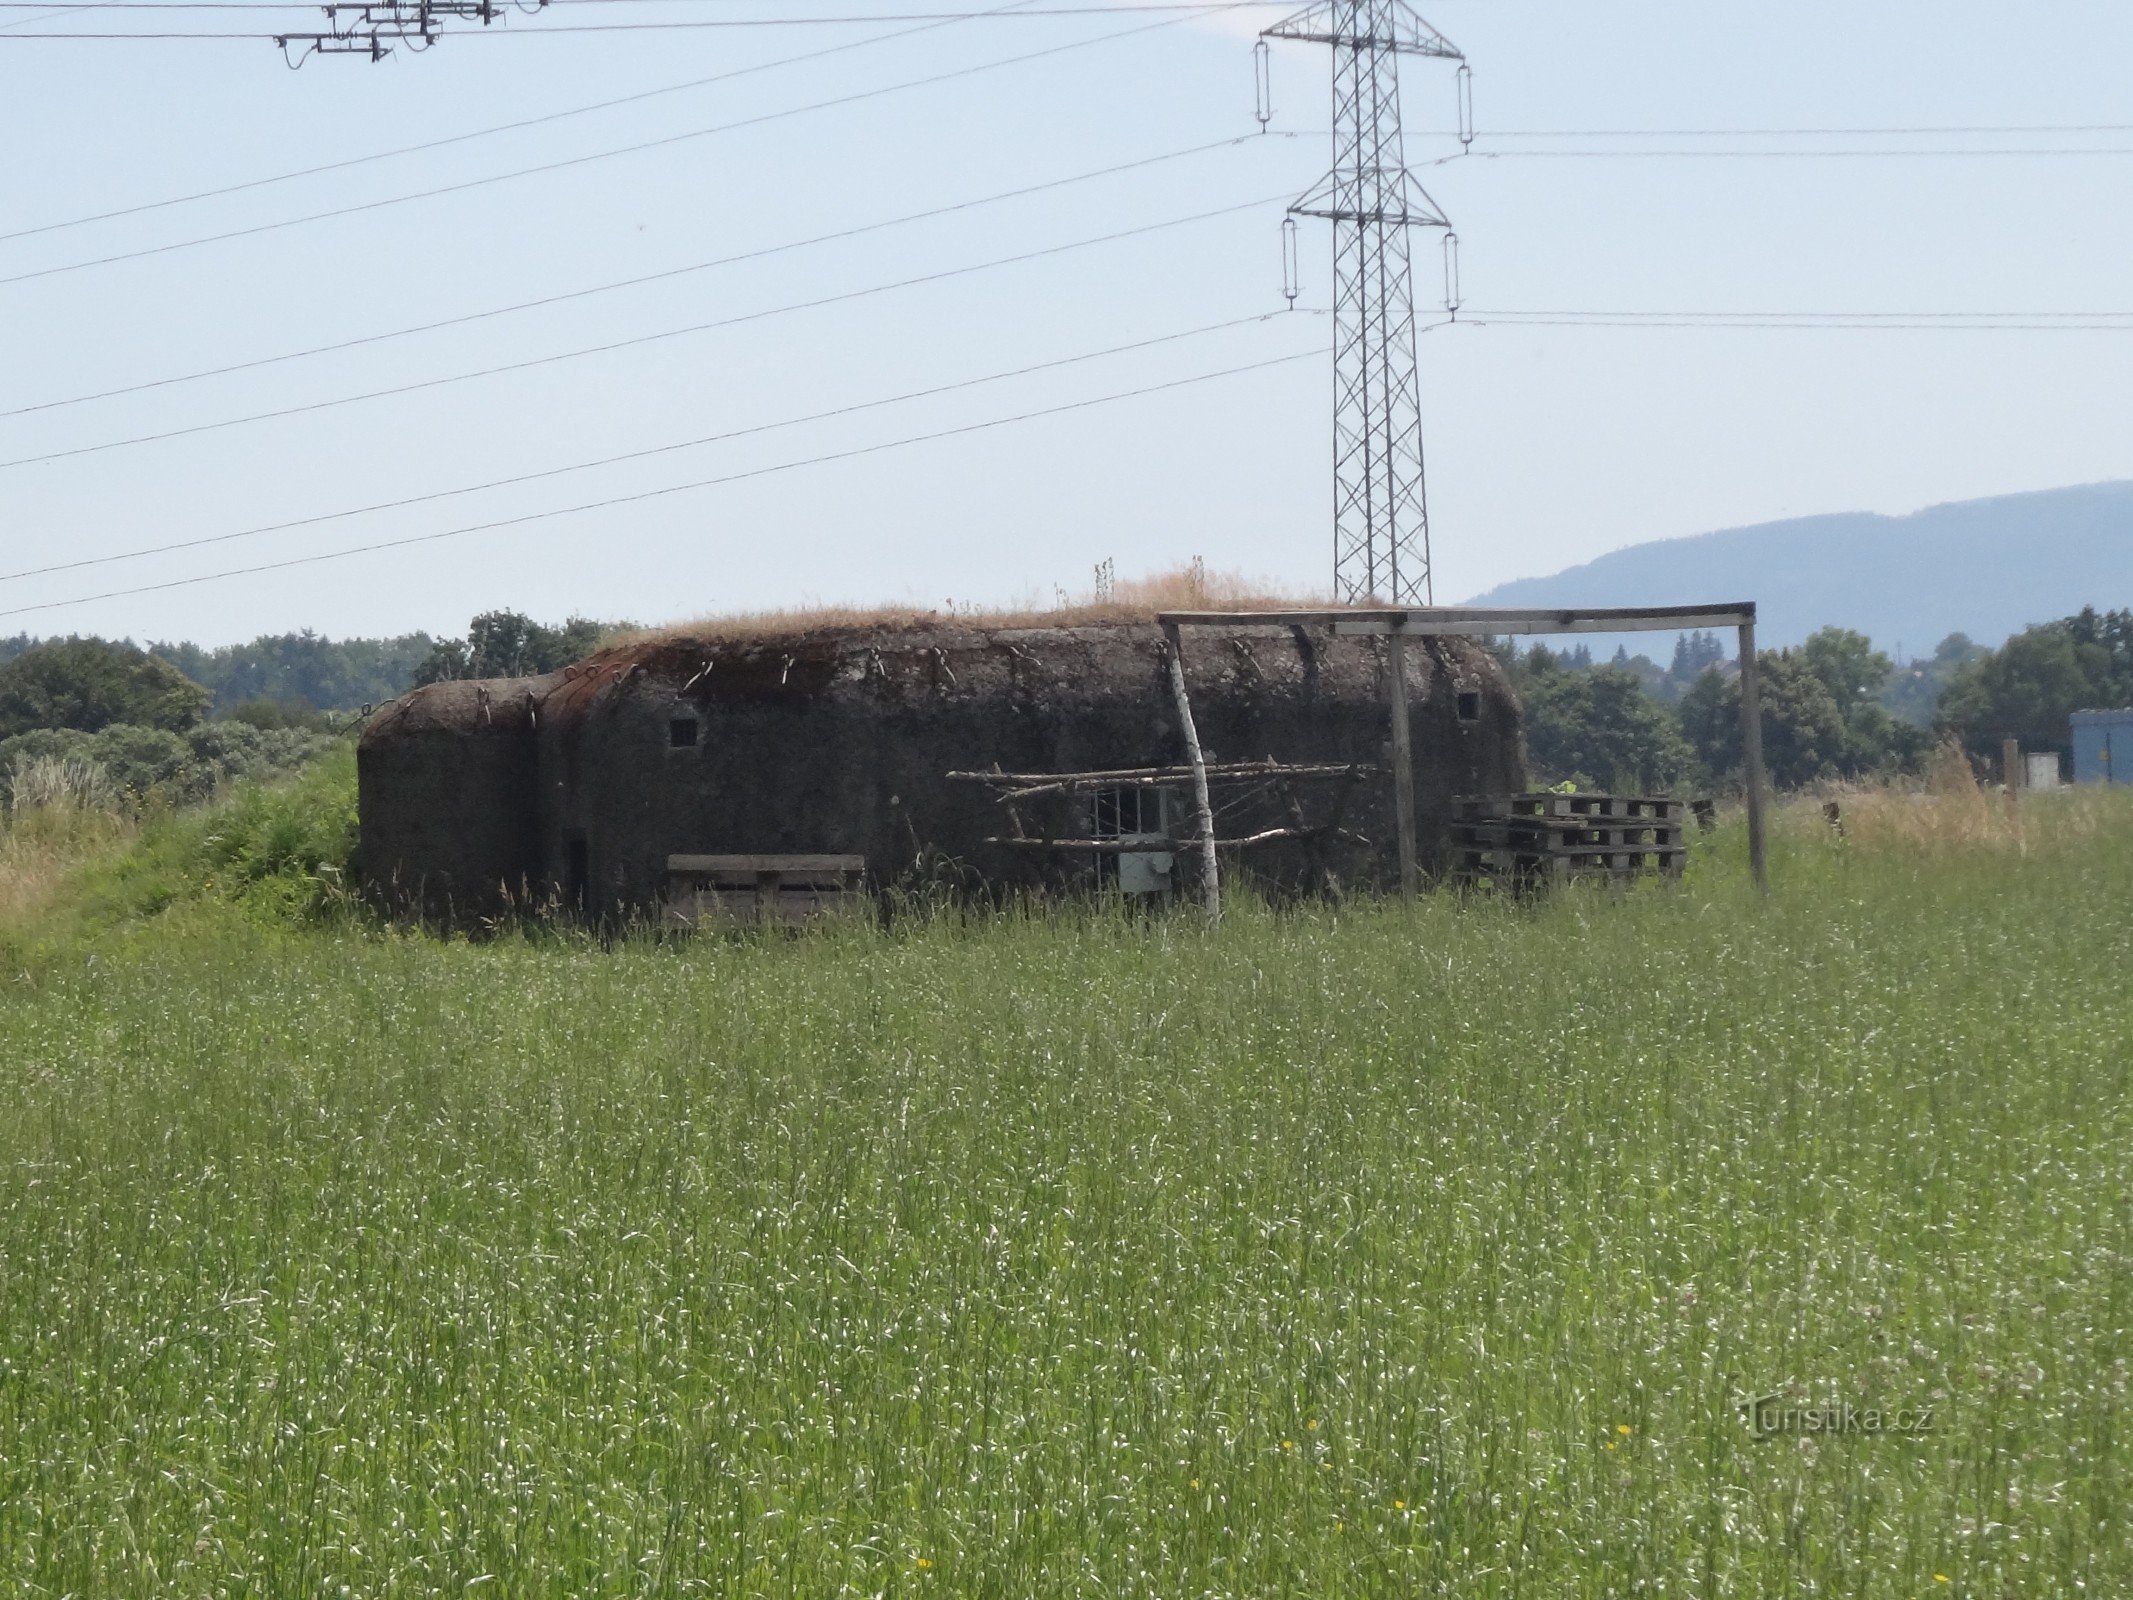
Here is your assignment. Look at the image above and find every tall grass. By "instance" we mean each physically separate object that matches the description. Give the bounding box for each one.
[0,758,130,927]
[0,792,2129,1595]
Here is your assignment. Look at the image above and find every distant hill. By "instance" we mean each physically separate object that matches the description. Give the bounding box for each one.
[1462,481,2133,656]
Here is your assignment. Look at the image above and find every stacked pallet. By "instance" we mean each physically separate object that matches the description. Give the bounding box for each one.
[1451,793,1687,888]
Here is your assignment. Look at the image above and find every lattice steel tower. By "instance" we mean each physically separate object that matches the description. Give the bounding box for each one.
[1263,1,1462,605]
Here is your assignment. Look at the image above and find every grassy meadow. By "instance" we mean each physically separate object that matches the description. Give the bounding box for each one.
[0,770,2129,1596]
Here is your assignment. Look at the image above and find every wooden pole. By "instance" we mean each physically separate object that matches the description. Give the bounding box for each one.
[1737,619,1770,896]
[1385,626,1419,901]
[1163,624,1220,926]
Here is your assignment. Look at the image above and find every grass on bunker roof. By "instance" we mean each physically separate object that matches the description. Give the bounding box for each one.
[0,788,2130,1595]
[622,565,1321,648]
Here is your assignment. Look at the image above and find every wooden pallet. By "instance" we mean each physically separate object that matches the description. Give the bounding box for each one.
[1452,820,1685,851]
[1450,794,1687,888]
[1454,793,1685,823]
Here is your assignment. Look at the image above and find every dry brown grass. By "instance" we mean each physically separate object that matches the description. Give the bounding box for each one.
[1809,738,2125,856]
[627,565,1326,647]
[0,805,133,929]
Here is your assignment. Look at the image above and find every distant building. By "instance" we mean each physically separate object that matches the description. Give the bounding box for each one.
[2071,709,2133,785]
[357,616,1527,923]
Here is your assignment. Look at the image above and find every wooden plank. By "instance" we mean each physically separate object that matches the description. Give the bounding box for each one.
[1386,629,1418,901]
[946,761,1370,795]
[667,854,865,876]
[1157,603,1756,635]
[985,827,1327,853]
[1452,823,1685,850]
[1162,623,1221,927]
[1737,619,1770,896]
[1453,796,1687,824]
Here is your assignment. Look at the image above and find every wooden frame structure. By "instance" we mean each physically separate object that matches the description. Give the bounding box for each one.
[1159,603,1771,922]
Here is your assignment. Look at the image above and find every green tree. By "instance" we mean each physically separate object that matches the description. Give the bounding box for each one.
[1679,651,1851,790]
[154,629,435,713]
[1936,608,2133,761]
[0,638,211,739]
[1883,631,1986,727]
[414,612,623,686]
[1797,627,1927,775]
[1518,658,1691,791]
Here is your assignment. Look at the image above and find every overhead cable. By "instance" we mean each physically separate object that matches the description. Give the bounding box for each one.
[0,194,1286,471]
[0,348,1317,621]
[0,5,1194,279]
[0,310,1320,585]
[1,133,1299,419]
[0,0,1034,244]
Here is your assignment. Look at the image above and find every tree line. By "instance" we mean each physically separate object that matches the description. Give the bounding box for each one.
[1508,608,2131,791]
[0,612,624,809]
[2,607,2122,803]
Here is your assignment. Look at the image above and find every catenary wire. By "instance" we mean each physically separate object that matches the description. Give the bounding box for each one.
[0,13,1203,287]
[0,193,1290,470]
[1,133,1302,419]
[0,309,1322,585]
[0,348,1317,621]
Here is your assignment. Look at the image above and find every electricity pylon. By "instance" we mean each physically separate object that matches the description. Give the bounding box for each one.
[1263,1,1462,606]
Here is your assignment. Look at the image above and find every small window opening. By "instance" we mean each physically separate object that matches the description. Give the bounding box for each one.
[669,717,699,749]
[1456,690,1481,723]
[1090,785,1172,895]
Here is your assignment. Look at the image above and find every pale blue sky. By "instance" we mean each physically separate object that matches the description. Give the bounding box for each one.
[2,1,2129,644]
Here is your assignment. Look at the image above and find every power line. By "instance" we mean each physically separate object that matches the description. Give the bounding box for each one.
[0,194,1289,469]
[0,14,1207,286]
[0,348,1317,621]
[1,134,1298,420]
[0,19,943,245]
[1459,146,2133,159]
[1461,311,2133,331]
[0,310,1318,585]
[1434,124,2133,139]
[0,1,1271,10]
[0,1,1275,30]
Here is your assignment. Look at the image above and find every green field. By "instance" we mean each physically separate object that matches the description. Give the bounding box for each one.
[2,779,2129,1596]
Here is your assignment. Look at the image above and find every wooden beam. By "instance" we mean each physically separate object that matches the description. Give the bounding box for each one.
[985,826,1336,853]
[1162,623,1221,927]
[667,854,865,876]
[1736,620,1770,897]
[1160,603,1757,635]
[1385,628,1418,901]
[946,760,1370,795]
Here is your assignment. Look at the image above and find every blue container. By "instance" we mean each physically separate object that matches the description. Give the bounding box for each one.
[2071,709,2133,785]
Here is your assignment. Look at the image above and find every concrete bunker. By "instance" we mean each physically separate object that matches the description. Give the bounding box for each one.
[357,617,1525,921]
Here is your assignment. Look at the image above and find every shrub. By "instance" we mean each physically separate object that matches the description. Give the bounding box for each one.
[0,638,211,738]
